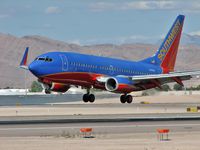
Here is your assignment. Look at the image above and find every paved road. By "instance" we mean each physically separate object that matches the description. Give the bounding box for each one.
[0,120,199,137]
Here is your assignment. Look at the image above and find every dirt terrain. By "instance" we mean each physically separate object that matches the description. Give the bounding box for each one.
[0,132,199,150]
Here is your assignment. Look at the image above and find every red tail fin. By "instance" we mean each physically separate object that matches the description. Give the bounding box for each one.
[140,15,185,73]
[158,15,185,73]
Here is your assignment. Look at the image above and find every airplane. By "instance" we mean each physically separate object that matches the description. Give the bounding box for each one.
[20,14,200,103]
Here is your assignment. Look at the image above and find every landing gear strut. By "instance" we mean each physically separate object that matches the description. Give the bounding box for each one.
[120,94,133,104]
[82,89,95,103]
[45,89,51,94]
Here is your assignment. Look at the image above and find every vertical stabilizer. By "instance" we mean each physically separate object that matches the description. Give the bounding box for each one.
[141,15,185,73]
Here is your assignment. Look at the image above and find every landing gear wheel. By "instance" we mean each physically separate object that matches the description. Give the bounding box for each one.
[45,89,51,94]
[120,95,126,103]
[120,94,133,103]
[82,94,95,103]
[83,94,89,103]
[89,94,95,103]
[126,95,133,104]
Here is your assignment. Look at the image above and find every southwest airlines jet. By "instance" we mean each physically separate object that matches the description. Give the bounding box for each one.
[20,15,200,103]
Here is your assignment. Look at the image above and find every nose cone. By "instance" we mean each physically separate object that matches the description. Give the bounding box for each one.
[28,62,40,76]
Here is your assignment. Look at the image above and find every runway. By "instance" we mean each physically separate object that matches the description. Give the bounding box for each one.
[0,120,199,137]
[0,94,200,137]
[1,96,200,150]
[0,94,117,106]
[0,102,199,118]
[0,113,200,124]
[0,93,200,106]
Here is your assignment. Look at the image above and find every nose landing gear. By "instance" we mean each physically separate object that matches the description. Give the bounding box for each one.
[45,89,51,94]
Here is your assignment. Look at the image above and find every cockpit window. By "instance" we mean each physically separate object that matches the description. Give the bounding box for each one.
[45,57,53,62]
[38,58,46,61]
[35,57,53,62]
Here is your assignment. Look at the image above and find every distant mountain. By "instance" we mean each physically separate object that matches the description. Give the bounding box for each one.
[181,33,200,46]
[157,33,200,46]
[0,33,200,88]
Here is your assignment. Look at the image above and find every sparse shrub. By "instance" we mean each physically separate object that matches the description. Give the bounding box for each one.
[29,81,43,92]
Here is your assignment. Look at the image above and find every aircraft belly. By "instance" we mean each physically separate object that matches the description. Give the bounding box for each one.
[42,72,103,88]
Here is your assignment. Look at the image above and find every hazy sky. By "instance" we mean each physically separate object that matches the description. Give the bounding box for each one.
[0,0,200,45]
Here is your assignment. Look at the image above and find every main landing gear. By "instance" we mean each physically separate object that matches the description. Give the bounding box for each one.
[82,94,95,103]
[82,89,95,103]
[120,94,133,104]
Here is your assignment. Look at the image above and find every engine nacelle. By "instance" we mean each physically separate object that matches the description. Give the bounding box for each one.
[50,83,70,93]
[105,77,135,93]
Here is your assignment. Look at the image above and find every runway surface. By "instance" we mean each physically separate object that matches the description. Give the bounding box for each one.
[0,94,200,106]
[0,113,200,124]
[0,94,200,138]
[0,94,117,106]
[1,94,200,150]
[0,120,199,137]
[0,102,199,118]
[1,102,200,112]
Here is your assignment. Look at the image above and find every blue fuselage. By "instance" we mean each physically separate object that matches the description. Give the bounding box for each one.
[29,52,162,77]
[28,52,162,90]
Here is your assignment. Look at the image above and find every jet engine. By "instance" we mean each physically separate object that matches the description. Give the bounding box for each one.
[105,77,135,93]
[50,82,70,92]
[43,82,70,94]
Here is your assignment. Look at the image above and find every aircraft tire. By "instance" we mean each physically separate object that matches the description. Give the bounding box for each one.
[120,95,126,103]
[126,95,133,104]
[89,94,95,103]
[83,94,89,103]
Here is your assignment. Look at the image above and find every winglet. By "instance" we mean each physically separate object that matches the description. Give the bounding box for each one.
[20,47,29,69]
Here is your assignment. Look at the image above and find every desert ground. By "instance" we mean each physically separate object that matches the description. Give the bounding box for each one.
[0,94,200,150]
[0,132,199,150]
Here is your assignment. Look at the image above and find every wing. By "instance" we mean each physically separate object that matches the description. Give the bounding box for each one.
[127,70,200,88]
[128,70,200,81]
[97,70,200,91]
